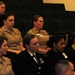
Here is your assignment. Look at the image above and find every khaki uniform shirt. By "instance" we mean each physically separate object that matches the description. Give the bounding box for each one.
[0,26,23,51]
[0,56,14,75]
[27,28,49,49]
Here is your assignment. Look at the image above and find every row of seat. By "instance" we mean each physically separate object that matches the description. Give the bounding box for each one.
[44,19,75,34]
[3,0,74,20]
[1,0,75,36]
[3,1,75,20]
[12,10,75,20]
[16,3,65,11]
[1,0,43,4]
[5,2,65,12]
[14,19,75,36]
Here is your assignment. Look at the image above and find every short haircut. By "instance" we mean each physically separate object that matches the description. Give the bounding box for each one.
[0,36,7,47]
[0,1,5,5]
[55,60,72,75]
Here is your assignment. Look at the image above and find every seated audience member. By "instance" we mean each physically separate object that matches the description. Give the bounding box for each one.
[55,60,75,75]
[0,1,5,27]
[43,34,69,75]
[27,15,50,54]
[0,36,14,75]
[12,34,45,75]
[0,12,25,63]
[64,32,75,67]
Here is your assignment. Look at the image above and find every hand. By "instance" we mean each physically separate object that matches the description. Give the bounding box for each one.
[45,47,51,52]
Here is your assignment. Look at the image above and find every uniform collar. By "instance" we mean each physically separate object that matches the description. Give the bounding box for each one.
[27,50,36,57]
[0,56,4,64]
[32,28,41,34]
[2,26,14,33]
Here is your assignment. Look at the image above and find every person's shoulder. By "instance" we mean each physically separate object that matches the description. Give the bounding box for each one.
[13,28,21,34]
[64,46,74,54]
[27,29,34,34]
[43,50,53,61]
[41,29,47,32]
[17,50,27,57]
[2,56,11,64]
[0,26,5,31]
[13,28,20,31]
[0,27,6,36]
[41,30,49,34]
[0,28,3,32]
[16,50,28,61]
[3,56,10,60]
[46,50,55,57]
[27,28,32,32]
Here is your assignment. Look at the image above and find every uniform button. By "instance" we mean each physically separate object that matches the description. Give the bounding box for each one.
[38,72,40,74]
[39,67,41,69]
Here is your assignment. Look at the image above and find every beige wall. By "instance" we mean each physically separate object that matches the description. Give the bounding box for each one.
[43,0,75,11]
[43,0,64,3]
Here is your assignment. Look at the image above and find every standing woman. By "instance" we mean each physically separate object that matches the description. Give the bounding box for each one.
[27,15,50,54]
[0,1,5,27]
[0,12,25,63]
[0,36,14,75]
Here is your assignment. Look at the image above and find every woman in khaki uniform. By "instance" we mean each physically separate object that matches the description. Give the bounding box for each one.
[0,12,25,63]
[0,36,14,75]
[27,15,51,54]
